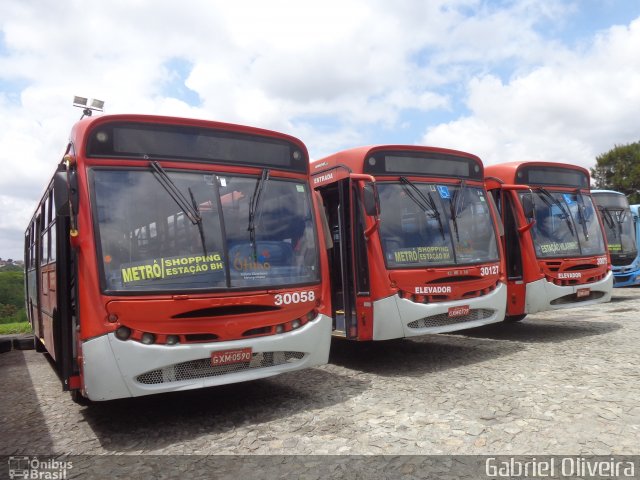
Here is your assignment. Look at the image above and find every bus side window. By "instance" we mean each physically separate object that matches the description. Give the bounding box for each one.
[40,201,48,264]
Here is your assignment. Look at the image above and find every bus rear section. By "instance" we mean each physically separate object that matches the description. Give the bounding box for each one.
[485,161,612,321]
[25,113,332,402]
[592,190,640,287]
[312,146,507,341]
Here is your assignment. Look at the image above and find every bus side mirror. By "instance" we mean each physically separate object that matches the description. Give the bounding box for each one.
[517,192,537,234]
[362,182,379,217]
[53,167,78,216]
[521,193,535,222]
[53,171,70,215]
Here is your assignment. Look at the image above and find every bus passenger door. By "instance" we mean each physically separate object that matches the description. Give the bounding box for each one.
[495,189,526,317]
[54,215,78,389]
[52,170,80,391]
[33,213,44,340]
[318,179,359,339]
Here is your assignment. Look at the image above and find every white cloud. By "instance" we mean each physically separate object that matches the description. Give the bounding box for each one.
[1,1,639,258]
[423,17,640,168]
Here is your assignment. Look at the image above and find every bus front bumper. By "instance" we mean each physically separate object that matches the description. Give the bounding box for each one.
[80,313,332,401]
[372,282,507,340]
[612,266,640,287]
[525,271,613,314]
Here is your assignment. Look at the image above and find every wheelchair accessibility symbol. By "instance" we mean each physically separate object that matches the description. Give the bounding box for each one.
[437,185,451,199]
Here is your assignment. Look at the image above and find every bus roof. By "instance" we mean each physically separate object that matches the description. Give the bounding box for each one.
[72,113,307,150]
[311,145,484,180]
[68,113,310,173]
[591,189,625,196]
[592,190,631,209]
[485,160,590,188]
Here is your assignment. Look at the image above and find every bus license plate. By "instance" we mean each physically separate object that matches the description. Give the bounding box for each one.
[576,288,590,298]
[448,305,470,318]
[211,348,253,366]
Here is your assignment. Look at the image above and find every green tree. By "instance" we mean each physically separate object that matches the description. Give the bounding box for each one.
[591,141,640,204]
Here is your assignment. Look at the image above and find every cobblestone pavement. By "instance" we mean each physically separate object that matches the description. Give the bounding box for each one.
[1,289,639,457]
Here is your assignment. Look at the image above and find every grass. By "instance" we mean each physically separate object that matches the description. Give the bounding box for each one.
[0,322,31,335]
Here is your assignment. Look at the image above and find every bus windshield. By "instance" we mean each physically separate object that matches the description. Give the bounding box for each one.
[91,168,319,292]
[378,181,499,268]
[594,194,637,257]
[523,189,606,258]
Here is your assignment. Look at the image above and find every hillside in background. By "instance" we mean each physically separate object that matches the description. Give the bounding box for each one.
[0,267,26,324]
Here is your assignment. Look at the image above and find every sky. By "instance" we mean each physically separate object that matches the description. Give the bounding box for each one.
[1,0,640,260]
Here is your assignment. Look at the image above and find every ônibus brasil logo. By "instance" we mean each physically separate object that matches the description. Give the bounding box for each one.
[8,456,73,479]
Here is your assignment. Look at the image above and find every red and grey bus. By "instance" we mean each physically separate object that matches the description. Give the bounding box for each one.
[485,161,612,321]
[24,113,332,402]
[311,145,507,340]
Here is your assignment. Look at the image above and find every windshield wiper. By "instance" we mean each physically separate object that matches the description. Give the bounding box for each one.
[573,189,589,241]
[450,179,466,242]
[598,206,617,234]
[188,188,207,256]
[399,177,445,240]
[598,206,626,244]
[535,187,575,237]
[618,210,629,242]
[248,169,270,260]
[150,161,207,255]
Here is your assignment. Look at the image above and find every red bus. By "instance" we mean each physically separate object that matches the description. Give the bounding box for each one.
[311,145,507,340]
[24,113,332,402]
[484,161,612,321]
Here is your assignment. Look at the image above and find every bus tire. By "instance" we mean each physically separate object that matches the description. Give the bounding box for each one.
[13,336,36,350]
[71,390,92,406]
[34,336,47,353]
[504,314,527,322]
[0,339,11,353]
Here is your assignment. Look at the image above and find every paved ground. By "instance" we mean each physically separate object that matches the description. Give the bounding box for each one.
[1,289,639,460]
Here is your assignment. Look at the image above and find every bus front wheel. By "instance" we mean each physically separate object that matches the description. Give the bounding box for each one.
[70,390,92,406]
[34,336,46,353]
[504,314,527,322]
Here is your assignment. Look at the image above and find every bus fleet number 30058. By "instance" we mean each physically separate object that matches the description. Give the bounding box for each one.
[274,291,316,306]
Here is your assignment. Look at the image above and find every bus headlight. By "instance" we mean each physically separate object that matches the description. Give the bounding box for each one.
[166,335,180,345]
[141,332,156,345]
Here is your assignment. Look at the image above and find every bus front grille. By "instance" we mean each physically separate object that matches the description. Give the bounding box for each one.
[407,308,494,330]
[136,351,305,385]
[611,256,635,267]
[550,291,605,305]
